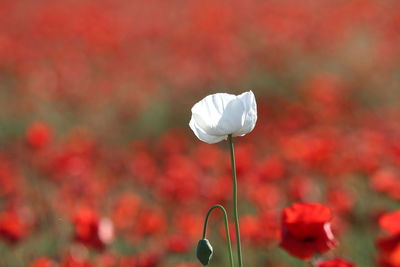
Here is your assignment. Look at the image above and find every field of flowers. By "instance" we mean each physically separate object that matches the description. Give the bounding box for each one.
[1,0,400,266]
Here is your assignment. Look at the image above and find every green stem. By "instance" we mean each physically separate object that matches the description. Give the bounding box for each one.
[202,205,235,267]
[228,134,243,267]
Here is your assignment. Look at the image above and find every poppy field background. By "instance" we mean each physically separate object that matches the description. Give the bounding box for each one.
[1,0,400,266]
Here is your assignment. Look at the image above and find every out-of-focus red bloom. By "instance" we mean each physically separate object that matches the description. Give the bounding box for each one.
[280,202,338,260]
[207,174,232,203]
[316,258,355,267]
[157,129,188,156]
[377,209,400,266]
[159,154,200,202]
[120,253,161,267]
[136,208,166,237]
[166,234,190,253]
[0,158,18,196]
[281,132,337,169]
[240,215,261,244]
[193,143,222,170]
[174,213,203,242]
[119,256,137,267]
[26,121,53,150]
[30,257,57,267]
[93,252,119,267]
[303,73,349,120]
[112,193,141,231]
[50,151,91,180]
[0,210,28,244]
[240,213,279,246]
[327,189,354,214]
[351,130,385,174]
[130,146,160,185]
[377,234,400,267]
[60,252,93,267]
[45,129,97,183]
[135,253,161,267]
[371,168,400,200]
[257,156,285,181]
[379,210,400,235]
[287,175,315,201]
[72,207,113,250]
[248,183,282,210]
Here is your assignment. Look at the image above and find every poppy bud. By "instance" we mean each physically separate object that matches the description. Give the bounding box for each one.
[196,239,213,265]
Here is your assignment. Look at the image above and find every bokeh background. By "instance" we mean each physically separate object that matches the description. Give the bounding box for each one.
[1,0,400,266]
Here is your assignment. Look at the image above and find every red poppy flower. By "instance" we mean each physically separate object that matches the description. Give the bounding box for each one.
[30,257,57,267]
[26,122,52,150]
[112,193,141,231]
[371,169,400,200]
[72,208,113,250]
[316,258,355,267]
[136,208,167,237]
[60,253,93,267]
[133,253,161,267]
[379,210,400,235]
[166,234,190,253]
[377,209,400,266]
[280,202,338,260]
[0,210,28,244]
[377,234,400,267]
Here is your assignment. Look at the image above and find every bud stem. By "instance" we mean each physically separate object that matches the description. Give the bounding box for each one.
[228,134,243,267]
[202,205,234,267]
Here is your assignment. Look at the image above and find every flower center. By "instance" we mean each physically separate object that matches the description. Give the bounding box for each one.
[302,236,316,242]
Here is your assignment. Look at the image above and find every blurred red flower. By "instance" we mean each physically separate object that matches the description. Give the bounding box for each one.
[72,207,113,250]
[112,193,141,231]
[0,158,18,197]
[166,234,190,253]
[26,121,53,150]
[379,210,400,235]
[377,209,400,266]
[127,253,160,267]
[30,257,57,267]
[0,210,28,244]
[280,202,338,260]
[316,258,355,267]
[371,168,400,200]
[136,208,167,237]
[60,253,93,267]
[239,213,279,246]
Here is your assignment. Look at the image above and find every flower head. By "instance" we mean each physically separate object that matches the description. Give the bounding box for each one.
[189,91,257,144]
[377,209,400,266]
[280,202,338,260]
[379,210,400,235]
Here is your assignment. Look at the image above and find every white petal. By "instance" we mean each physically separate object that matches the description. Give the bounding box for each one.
[189,91,257,143]
[191,93,237,136]
[189,117,226,144]
[233,91,257,136]
[215,97,246,135]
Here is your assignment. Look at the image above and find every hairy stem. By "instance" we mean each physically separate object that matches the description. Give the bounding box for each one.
[202,204,235,267]
[228,134,243,267]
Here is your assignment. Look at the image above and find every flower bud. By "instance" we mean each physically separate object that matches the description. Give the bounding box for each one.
[196,239,213,265]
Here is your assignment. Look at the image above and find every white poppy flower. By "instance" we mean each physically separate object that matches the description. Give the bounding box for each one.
[189,91,257,144]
